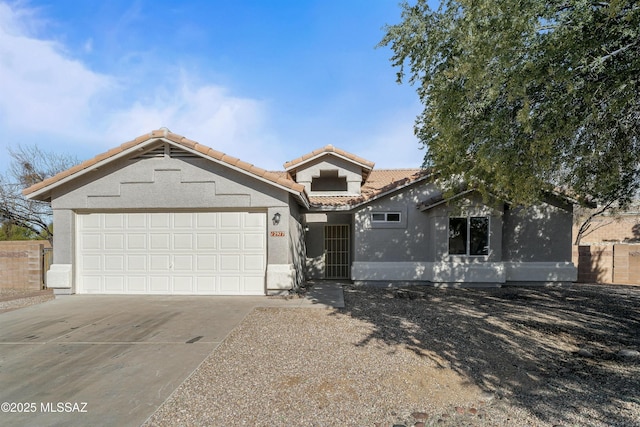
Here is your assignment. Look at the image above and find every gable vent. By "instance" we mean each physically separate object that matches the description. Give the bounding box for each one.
[133,143,199,160]
[136,145,165,158]
[169,145,198,158]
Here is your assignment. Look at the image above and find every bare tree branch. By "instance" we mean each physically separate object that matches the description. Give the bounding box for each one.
[0,145,78,241]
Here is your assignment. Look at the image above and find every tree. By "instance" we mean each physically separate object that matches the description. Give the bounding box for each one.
[0,146,77,241]
[380,0,640,238]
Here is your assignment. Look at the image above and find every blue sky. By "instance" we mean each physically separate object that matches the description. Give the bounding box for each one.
[0,0,426,173]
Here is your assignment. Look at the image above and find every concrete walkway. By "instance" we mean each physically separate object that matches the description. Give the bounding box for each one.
[0,283,344,427]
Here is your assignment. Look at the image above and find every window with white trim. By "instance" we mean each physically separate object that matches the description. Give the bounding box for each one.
[448,216,489,256]
[371,212,401,223]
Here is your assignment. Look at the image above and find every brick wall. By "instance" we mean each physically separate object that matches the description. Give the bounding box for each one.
[573,244,640,285]
[0,241,52,290]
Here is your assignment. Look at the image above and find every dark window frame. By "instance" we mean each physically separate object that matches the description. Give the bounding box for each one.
[448,216,489,256]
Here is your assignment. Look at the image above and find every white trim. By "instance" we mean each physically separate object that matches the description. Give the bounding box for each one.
[285,151,373,173]
[505,262,577,282]
[352,261,576,283]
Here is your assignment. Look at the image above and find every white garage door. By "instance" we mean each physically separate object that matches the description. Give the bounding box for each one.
[76,212,266,295]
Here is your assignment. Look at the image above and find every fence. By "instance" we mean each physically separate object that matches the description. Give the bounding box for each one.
[0,241,52,291]
[573,244,640,285]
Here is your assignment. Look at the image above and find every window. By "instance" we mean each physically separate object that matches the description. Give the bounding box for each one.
[448,217,489,256]
[371,212,401,223]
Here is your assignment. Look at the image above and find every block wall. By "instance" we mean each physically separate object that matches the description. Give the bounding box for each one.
[573,244,640,285]
[0,241,51,290]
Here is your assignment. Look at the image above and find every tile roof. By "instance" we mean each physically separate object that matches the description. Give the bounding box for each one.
[308,169,430,208]
[283,144,375,171]
[23,129,306,198]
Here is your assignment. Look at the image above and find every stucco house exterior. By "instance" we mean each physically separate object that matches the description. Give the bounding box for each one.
[24,129,577,295]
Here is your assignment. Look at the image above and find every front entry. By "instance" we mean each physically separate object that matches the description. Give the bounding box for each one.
[324,224,350,279]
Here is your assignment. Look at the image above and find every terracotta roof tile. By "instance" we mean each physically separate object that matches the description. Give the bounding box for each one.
[284,144,375,170]
[23,129,305,197]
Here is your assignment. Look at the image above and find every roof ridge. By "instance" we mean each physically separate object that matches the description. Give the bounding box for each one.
[283,144,375,170]
[23,129,305,198]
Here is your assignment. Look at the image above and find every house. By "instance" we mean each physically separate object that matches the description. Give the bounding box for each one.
[23,129,577,295]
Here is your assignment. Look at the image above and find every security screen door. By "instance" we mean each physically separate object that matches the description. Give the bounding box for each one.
[324,225,350,279]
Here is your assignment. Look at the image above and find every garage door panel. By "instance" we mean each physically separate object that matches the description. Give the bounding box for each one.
[173,213,193,228]
[82,255,102,271]
[244,254,265,271]
[104,277,125,292]
[173,276,194,293]
[127,213,147,228]
[196,255,217,271]
[127,234,147,250]
[77,212,266,295]
[127,277,147,293]
[219,213,241,228]
[82,276,102,293]
[197,234,217,249]
[127,255,147,271]
[82,234,102,250]
[105,234,124,250]
[104,214,124,228]
[219,276,240,293]
[196,212,217,228]
[150,255,171,271]
[104,255,124,272]
[220,234,241,250]
[174,234,193,250]
[150,234,170,250]
[243,276,265,294]
[244,213,265,228]
[173,255,193,271]
[149,276,170,292]
[196,277,216,293]
[244,233,265,250]
[220,255,240,272]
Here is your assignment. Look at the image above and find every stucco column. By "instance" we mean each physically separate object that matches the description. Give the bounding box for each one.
[47,208,74,294]
[266,207,295,294]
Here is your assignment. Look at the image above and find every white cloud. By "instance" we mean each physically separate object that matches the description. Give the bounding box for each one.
[106,78,278,168]
[0,2,277,169]
[0,3,112,134]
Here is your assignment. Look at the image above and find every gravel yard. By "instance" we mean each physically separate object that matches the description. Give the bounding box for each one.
[145,284,640,427]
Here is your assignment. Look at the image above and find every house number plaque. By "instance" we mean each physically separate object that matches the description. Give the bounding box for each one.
[270,231,285,237]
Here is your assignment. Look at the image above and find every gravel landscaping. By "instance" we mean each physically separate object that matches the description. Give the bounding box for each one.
[0,288,54,313]
[145,284,640,427]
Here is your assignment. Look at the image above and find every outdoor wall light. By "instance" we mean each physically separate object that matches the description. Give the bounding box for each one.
[272,212,281,226]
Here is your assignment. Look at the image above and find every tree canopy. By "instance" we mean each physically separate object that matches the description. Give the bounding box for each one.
[381,0,640,209]
[0,146,77,241]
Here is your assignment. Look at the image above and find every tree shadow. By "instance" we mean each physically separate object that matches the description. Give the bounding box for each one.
[575,245,610,283]
[338,284,640,426]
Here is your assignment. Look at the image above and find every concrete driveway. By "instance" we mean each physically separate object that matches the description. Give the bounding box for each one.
[0,295,272,427]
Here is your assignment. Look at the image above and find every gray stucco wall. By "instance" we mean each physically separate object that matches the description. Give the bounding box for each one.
[287,198,306,287]
[295,156,363,195]
[51,156,290,210]
[502,200,574,262]
[353,182,440,263]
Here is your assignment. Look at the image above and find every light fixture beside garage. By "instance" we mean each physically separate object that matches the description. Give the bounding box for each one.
[272,212,281,226]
